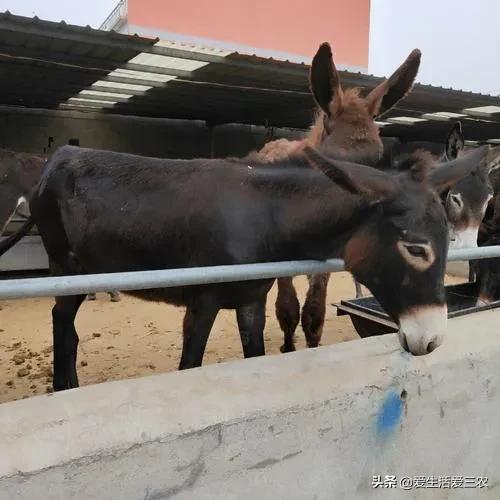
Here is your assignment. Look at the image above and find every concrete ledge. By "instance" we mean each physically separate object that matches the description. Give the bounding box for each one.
[1,310,500,499]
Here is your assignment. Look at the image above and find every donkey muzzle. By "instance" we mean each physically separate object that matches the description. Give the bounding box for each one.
[398,305,447,355]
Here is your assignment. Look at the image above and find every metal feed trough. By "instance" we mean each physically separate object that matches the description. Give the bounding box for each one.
[336,246,500,338]
[336,282,499,338]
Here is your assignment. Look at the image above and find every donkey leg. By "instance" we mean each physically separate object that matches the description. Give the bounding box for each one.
[179,297,219,370]
[276,277,300,353]
[236,297,266,359]
[301,273,330,348]
[52,294,86,391]
[468,261,476,283]
[354,278,363,298]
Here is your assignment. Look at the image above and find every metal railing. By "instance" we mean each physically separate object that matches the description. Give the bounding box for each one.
[0,246,499,301]
[100,0,128,32]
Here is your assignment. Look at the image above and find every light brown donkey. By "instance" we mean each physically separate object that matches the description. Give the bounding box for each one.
[253,42,422,352]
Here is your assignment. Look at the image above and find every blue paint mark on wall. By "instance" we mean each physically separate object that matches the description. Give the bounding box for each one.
[377,390,404,435]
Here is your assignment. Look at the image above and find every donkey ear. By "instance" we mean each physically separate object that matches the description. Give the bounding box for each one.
[365,49,421,118]
[486,145,500,172]
[302,146,397,198]
[310,42,343,115]
[430,145,489,193]
[444,122,464,161]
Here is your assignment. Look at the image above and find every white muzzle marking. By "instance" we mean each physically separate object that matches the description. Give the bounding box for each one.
[449,226,479,250]
[398,305,447,355]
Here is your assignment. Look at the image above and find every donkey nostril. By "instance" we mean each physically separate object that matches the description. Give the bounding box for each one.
[426,338,442,353]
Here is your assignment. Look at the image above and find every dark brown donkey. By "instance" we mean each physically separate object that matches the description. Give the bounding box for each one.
[251,43,422,353]
[387,122,493,251]
[469,155,500,305]
[301,123,493,351]
[0,144,488,391]
[0,148,119,301]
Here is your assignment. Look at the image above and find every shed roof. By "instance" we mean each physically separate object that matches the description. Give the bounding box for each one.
[0,11,500,143]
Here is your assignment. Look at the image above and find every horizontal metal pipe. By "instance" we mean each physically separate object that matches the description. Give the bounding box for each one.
[1,246,500,300]
[0,260,344,300]
[448,246,500,261]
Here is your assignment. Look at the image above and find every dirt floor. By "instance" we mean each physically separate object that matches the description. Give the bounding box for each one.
[0,272,464,404]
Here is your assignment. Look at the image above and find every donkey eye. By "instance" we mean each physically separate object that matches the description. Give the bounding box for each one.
[397,240,435,271]
[405,245,427,258]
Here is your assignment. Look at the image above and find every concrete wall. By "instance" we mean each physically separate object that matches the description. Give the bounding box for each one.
[0,106,304,159]
[0,106,304,271]
[0,236,48,271]
[1,309,499,499]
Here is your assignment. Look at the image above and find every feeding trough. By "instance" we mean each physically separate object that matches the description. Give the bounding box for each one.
[335,282,500,338]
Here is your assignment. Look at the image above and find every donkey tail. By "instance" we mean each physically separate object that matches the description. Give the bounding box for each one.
[0,217,35,256]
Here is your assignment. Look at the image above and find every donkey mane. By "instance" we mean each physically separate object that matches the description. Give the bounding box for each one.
[395,149,436,179]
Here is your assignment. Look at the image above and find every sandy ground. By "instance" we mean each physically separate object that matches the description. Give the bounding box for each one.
[0,272,464,404]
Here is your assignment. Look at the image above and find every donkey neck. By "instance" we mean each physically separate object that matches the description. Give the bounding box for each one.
[268,175,378,261]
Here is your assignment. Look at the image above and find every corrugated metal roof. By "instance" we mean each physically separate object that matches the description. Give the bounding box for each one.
[0,11,500,143]
[0,11,156,108]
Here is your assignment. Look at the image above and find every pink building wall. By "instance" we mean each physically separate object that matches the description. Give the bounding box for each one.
[127,0,370,68]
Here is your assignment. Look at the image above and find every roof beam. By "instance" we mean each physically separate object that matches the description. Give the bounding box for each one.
[102,74,166,88]
[174,78,310,96]
[0,44,192,79]
[0,78,142,97]
[0,50,108,76]
[87,84,146,96]
[0,42,122,71]
[60,101,115,110]
[107,104,311,128]
[68,94,128,104]
[58,106,110,113]
[122,62,191,78]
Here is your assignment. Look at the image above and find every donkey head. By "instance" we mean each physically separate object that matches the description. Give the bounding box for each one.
[309,43,421,164]
[304,145,490,356]
[475,233,500,306]
[443,124,494,249]
[444,122,465,161]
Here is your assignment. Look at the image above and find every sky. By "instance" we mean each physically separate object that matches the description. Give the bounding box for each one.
[0,0,119,28]
[369,0,500,95]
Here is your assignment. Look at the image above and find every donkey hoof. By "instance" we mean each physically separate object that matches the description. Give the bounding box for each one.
[306,340,320,348]
[280,343,296,353]
[87,293,97,301]
[109,292,121,302]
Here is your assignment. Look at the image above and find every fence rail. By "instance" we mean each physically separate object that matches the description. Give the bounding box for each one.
[0,246,500,300]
